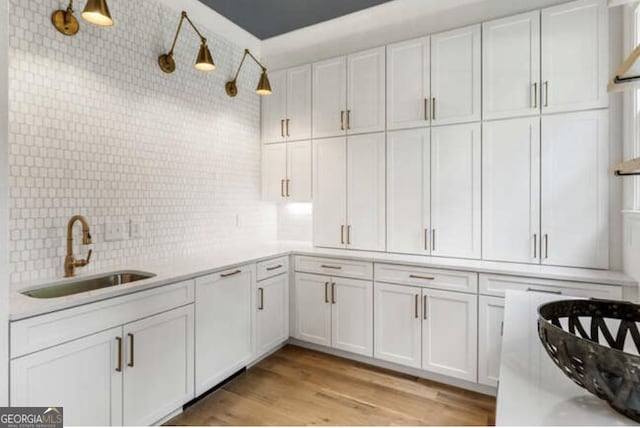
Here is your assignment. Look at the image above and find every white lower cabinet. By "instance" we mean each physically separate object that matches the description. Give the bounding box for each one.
[373,281,478,382]
[11,305,195,427]
[256,273,289,357]
[11,327,123,427]
[195,265,254,396]
[295,272,373,357]
[478,296,505,387]
[122,305,195,426]
[374,282,422,368]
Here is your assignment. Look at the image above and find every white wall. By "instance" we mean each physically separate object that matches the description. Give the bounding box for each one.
[6,0,277,286]
[0,0,9,407]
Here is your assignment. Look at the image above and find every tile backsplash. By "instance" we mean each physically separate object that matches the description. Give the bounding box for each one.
[7,0,276,285]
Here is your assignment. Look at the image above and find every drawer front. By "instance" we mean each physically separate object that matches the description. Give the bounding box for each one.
[257,256,289,281]
[478,274,622,299]
[294,256,373,280]
[11,280,195,359]
[375,263,478,293]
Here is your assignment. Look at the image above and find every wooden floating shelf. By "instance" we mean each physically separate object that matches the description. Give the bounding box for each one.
[610,157,640,176]
[609,43,640,93]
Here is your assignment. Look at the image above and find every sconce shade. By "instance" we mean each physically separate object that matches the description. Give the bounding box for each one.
[195,42,216,72]
[256,70,272,95]
[82,0,113,27]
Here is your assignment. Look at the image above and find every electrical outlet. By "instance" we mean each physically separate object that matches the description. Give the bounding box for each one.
[130,218,144,239]
[105,223,127,241]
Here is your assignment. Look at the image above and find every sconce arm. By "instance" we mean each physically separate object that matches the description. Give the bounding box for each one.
[167,11,208,56]
[232,49,267,83]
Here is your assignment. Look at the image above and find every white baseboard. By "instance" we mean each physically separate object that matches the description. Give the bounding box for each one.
[153,406,183,426]
[288,338,497,397]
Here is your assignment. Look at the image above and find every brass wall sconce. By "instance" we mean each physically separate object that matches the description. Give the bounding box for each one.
[225,49,272,97]
[52,0,113,36]
[158,11,216,74]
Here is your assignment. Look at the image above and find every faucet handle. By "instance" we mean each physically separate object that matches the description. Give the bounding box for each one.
[85,249,93,263]
[76,249,92,267]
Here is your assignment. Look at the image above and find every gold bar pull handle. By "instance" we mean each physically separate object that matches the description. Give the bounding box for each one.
[286,119,290,137]
[432,98,436,120]
[331,282,336,304]
[266,264,282,271]
[220,269,242,278]
[340,111,345,131]
[324,282,329,303]
[533,234,538,259]
[340,225,345,245]
[280,179,285,198]
[424,98,429,121]
[127,333,134,368]
[347,225,352,245]
[544,234,549,259]
[543,81,549,107]
[414,294,419,319]
[423,295,428,320]
[258,287,264,310]
[527,287,561,295]
[115,337,122,372]
[286,179,291,197]
[432,229,436,251]
[280,119,284,138]
[346,110,351,130]
[409,274,435,281]
[424,228,429,251]
[321,264,342,270]
[532,83,538,109]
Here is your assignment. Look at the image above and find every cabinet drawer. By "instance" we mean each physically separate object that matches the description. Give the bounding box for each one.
[478,274,622,299]
[257,256,289,281]
[294,256,373,280]
[11,280,195,359]
[375,263,478,293]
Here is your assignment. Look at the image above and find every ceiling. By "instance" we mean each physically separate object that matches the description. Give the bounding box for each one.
[197,0,394,40]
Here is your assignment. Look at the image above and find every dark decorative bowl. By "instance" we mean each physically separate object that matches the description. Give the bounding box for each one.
[537,299,640,423]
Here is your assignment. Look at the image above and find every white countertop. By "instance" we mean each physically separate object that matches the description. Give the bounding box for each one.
[10,241,637,321]
[496,290,636,426]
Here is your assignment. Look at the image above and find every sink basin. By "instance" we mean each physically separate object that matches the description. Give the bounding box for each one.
[21,271,157,299]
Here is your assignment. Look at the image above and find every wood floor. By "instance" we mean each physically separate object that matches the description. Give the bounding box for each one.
[167,345,495,426]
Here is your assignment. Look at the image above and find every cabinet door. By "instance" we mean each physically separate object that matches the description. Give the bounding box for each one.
[123,305,195,426]
[262,143,287,201]
[347,46,386,135]
[313,138,347,248]
[483,11,540,119]
[256,274,289,357]
[287,141,312,202]
[541,110,609,268]
[422,288,477,382]
[313,56,347,138]
[347,133,386,251]
[541,0,608,113]
[195,266,254,395]
[387,128,430,255]
[483,117,540,263]
[373,282,422,369]
[431,24,481,125]
[287,64,312,141]
[431,123,481,259]
[478,296,505,387]
[387,37,430,130]
[294,273,332,346]
[11,327,123,426]
[330,278,373,357]
[262,69,287,144]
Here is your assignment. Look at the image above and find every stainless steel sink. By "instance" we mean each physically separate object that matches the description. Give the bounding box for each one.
[21,271,156,299]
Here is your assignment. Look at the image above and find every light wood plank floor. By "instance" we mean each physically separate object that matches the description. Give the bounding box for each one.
[167,345,496,426]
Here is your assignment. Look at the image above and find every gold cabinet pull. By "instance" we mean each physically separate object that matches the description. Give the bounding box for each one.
[532,83,538,109]
[340,111,345,130]
[115,336,122,372]
[409,274,435,281]
[258,287,264,310]
[543,81,549,107]
[280,119,285,138]
[424,98,429,121]
[544,234,549,259]
[220,269,241,278]
[127,333,134,368]
[266,264,282,271]
[280,179,285,198]
[340,225,345,245]
[533,234,538,259]
[423,295,428,319]
[500,321,504,337]
[414,294,419,319]
[347,225,352,245]
[527,287,561,295]
[432,229,436,251]
[432,98,436,120]
[321,264,342,270]
[424,228,429,251]
[346,110,351,130]
[286,119,290,137]
[331,282,336,304]
[286,179,291,197]
[324,282,329,303]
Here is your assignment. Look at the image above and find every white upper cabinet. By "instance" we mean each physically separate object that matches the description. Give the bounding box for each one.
[262,70,287,144]
[541,0,608,113]
[287,141,312,202]
[347,47,386,135]
[483,11,541,119]
[387,128,430,255]
[483,117,540,263]
[313,138,347,248]
[431,123,481,259]
[313,57,348,139]
[262,65,312,144]
[387,37,430,130]
[541,110,609,269]
[431,24,481,126]
[286,65,312,141]
[346,133,386,251]
[262,143,287,202]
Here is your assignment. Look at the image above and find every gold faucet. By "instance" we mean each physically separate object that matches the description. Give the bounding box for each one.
[64,215,93,277]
